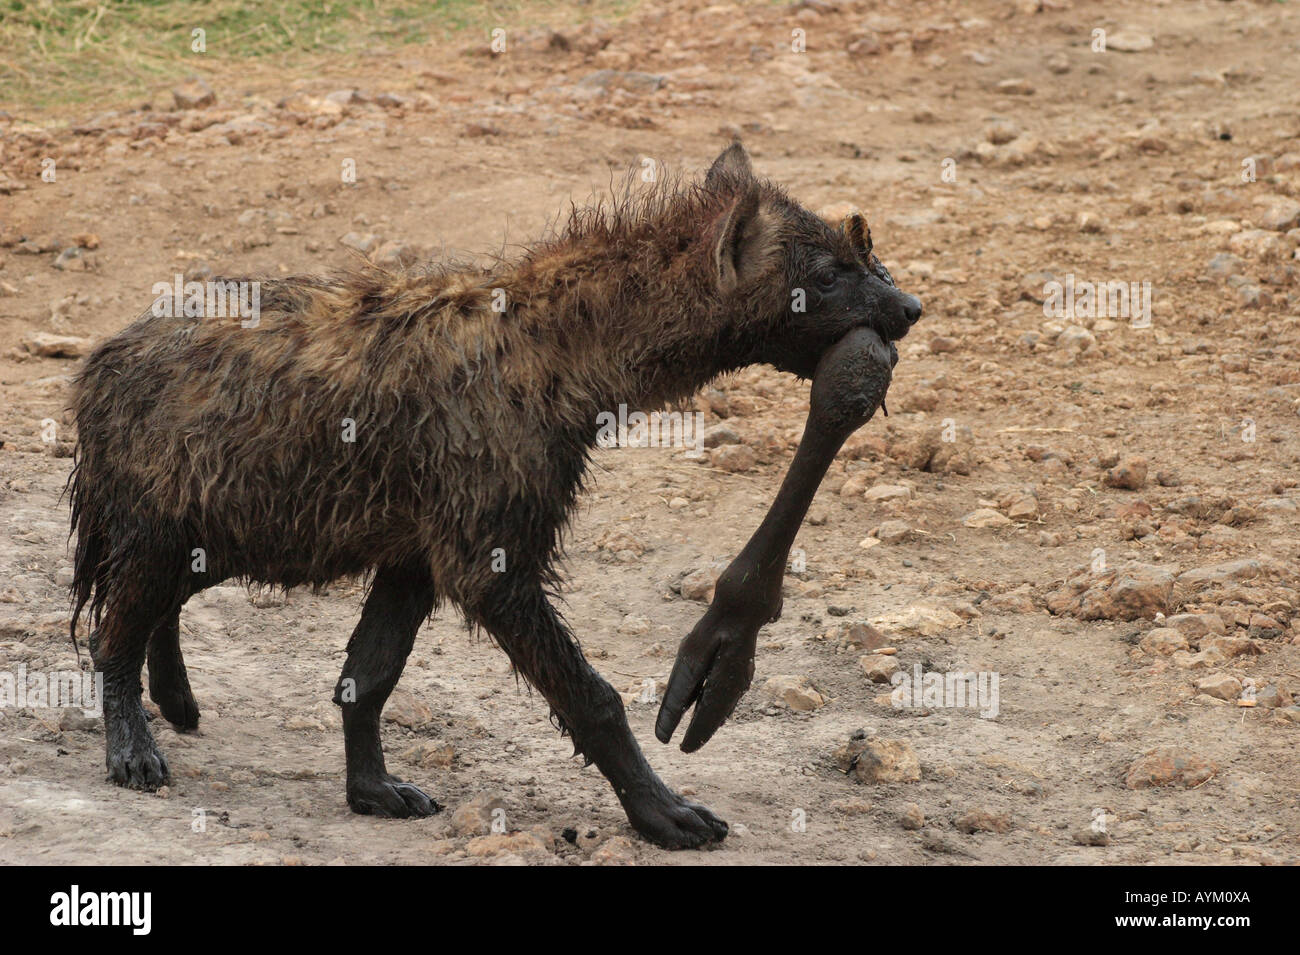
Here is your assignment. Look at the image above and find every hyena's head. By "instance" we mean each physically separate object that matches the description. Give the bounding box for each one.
[703,142,922,378]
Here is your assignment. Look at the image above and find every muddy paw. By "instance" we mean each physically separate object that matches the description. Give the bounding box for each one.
[625,784,729,850]
[347,775,441,818]
[150,678,200,731]
[107,744,170,791]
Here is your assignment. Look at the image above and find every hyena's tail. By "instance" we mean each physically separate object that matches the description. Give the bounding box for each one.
[66,443,105,659]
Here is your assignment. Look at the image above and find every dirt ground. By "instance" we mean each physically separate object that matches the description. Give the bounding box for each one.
[2,0,1300,865]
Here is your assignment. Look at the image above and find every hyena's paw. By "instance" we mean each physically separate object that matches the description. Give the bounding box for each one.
[347,775,442,818]
[623,781,729,850]
[107,739,171,791]
[149,673,200,731]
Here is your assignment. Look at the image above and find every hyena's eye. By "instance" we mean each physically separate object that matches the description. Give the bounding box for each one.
[815,269,838,291]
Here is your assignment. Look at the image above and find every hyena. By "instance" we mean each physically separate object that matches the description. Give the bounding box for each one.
[68,143,921,849]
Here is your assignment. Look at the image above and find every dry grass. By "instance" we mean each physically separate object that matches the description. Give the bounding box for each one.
[0,0,632,113]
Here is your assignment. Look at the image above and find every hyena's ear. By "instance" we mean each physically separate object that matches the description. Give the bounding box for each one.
[843,211,873,262]
[712,186,781,296]
[706,141,754,188]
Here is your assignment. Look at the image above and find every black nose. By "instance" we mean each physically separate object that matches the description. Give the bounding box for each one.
[901,293,922,325]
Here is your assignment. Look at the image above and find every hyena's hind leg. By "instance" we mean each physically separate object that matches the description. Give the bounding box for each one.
[90,579,184,790]
[147,610,200,731]
[332,559,440,818]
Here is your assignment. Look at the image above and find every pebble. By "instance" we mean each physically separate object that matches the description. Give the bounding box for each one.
[450,793,507,837]
[711,444,756,473]
[1124,748,1216,789]
[1106,30,1153,53]
[864,483,912,503]
[383,689,433,729]
[860,654,899,684]
[953,809,1012,834]
[833,735,921,784]
[173,77,217,110]
[962,508,1012,528]
[1104,456,1148,490]
[764,674,826,711]
[1194,673,1241,701]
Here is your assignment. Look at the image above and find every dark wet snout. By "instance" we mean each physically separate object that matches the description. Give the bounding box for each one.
[900,292,923,326]
[872,282,923,342]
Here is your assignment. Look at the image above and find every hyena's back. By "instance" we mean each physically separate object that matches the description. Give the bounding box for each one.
[69,270,580,627]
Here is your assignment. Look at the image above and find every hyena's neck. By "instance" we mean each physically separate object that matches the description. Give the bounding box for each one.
[501,225,760,416]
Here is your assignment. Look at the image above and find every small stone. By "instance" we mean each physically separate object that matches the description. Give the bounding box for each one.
[1057,325,1096,352]
[373,241,421,269]
[53,247,91,271]
[339,232,381,255]
[764,675,826,711]
[996,78,1035,95]
[829,797,874,815]
[1195,673,1242,701]
[173,77,216,110]
[864,483,912,503]
[590,835,637,865]
[711,444,756,473]
[284,715,326,732]
[899,803,925,830]
[1124,748,1216,789]
[1139,628,1188,656]
[403,740,456,769]
[383,689,433,729]
[617,614,651,635]
[875,520,912,543]
[1256,198,1300,233]
[840,622,887,651]
[834,736,921,784]
[702,424,741,448]
[1072,827,1110,846]
[58,708,100,733]
[985,120,1021,145]
[576,70,664,94]
[21,333,91,358]
[872,605,963,637]
[1255,684,1292,709]
[1202,636,1263,659]
[679,566,721,602]
[1104,456,1148,490]
[465,831,550,859]
[450,793,506,837]
[1001,492,1039,520]
[860,654,899,684]
[1106,30,1153,53]
[1166,613,1226,639]
[953,809,1012,834]
[962,508,1012,528]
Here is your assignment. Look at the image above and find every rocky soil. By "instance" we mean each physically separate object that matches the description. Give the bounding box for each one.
[1,0,1299,864]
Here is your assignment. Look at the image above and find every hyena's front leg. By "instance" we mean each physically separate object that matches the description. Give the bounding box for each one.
[333,560,440,818]
[470,580,728,850]
[657,327,896,751]
[147,610,200,731]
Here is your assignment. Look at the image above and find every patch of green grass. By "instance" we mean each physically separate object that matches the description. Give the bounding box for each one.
[0,0,631,113]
